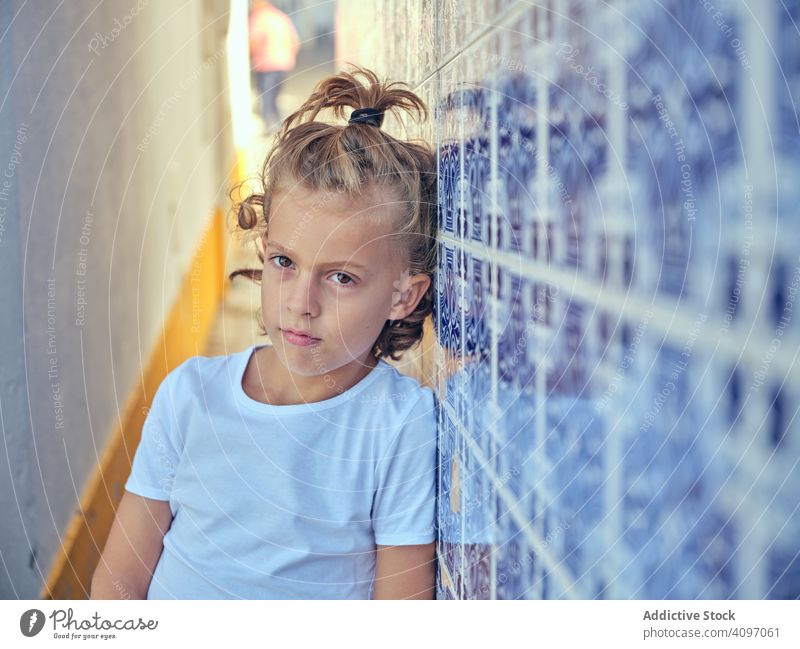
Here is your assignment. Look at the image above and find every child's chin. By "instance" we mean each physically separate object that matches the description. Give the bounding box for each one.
[280,345,329,370]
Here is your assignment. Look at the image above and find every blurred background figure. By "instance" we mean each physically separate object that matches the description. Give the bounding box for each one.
[248,0,300,133]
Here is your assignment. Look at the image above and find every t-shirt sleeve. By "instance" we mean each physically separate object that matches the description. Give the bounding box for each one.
[124,368,183,502]
[371,388,438,546]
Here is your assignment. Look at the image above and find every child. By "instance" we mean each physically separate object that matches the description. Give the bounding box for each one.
[90,65,440,600]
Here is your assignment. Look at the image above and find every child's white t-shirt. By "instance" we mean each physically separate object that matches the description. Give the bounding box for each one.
[124,343,438,599]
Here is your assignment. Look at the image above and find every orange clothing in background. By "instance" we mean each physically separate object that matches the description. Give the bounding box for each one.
[249,3,300,72]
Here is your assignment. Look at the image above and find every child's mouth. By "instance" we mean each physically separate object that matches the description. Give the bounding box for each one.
[281,329,321,347]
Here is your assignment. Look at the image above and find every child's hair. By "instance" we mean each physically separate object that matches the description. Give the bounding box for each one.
[229,64,438,362]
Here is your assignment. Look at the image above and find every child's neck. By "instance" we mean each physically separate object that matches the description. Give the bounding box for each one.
[242,344,379,406]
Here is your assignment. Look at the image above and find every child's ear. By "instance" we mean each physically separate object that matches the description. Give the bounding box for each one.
[388,273,431,321]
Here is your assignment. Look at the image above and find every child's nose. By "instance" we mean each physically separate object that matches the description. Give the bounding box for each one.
[284,275,319,317]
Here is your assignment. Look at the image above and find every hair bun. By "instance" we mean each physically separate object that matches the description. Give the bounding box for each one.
[348,107,384,128]
[276,64,427,135]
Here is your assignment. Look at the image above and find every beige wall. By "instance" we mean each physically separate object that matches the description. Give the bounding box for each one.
[0,0,234,597]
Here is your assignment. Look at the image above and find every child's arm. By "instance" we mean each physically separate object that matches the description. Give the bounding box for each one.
[372,542,436,599]
[90,491,173,599]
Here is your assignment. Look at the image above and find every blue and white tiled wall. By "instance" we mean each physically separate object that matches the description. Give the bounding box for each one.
[337,0,800,598]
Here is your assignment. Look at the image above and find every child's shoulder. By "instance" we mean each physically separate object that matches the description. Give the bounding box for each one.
[363,360,437,424]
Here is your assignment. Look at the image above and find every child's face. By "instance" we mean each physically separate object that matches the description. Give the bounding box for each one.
[260,185,430,376]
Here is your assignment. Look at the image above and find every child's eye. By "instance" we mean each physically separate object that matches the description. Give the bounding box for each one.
[269,255,293,269]
[331,272,355,287]
[269,256,356,288]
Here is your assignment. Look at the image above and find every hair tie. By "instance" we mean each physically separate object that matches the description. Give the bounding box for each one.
[348,107,384,128]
